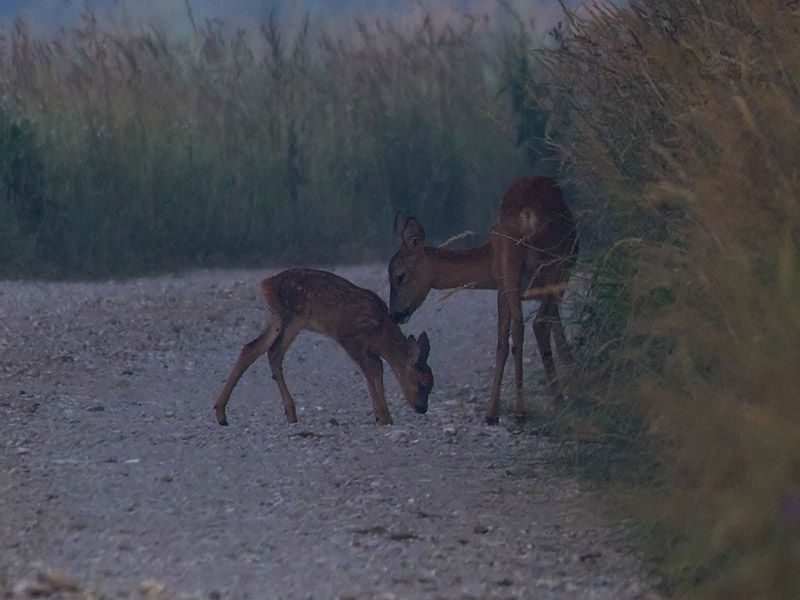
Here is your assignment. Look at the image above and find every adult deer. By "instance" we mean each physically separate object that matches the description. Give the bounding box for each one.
[214,268,433,426]
[389,176,578,424]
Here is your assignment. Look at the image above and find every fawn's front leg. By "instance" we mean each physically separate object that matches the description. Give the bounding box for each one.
[341,340,393,425]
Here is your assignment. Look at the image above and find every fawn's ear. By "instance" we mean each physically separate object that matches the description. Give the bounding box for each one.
[417,331,431,365]
[394,211,426,251]
[408,332,431,366]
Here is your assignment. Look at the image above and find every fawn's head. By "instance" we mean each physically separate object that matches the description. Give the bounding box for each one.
[389,211,432,325]
[399,331,433,414]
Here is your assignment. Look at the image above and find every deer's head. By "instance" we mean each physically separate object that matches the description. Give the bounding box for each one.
[399,332,433,414]
[388,211,433,325]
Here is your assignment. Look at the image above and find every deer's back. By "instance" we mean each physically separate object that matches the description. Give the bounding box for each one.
[262,268,391,337]
[493,176,579,287]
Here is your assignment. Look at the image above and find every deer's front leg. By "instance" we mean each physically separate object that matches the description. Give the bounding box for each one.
[366,368,393,426]
[341,339,392,426]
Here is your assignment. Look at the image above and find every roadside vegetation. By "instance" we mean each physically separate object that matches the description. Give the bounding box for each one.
[2,1,799,598]
[537,0,800,597]
[0,8,536,277]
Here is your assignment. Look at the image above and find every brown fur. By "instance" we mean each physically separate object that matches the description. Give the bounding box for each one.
[214,268,433,426]
[388,176,578,424]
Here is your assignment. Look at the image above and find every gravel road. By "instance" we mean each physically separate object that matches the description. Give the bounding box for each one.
[0,264,659,600]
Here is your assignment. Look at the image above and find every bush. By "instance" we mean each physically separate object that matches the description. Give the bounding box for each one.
[541,0,800,597]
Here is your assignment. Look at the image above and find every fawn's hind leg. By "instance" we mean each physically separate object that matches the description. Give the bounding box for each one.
[266,320,304,423]
[214,321,283,425]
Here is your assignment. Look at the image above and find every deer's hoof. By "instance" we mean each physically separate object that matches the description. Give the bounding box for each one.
[484,415,500,426]
[214,408,228,426]
[513,412,527,424]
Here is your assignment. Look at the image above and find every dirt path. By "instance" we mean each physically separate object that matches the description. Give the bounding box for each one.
[0,265,658,600]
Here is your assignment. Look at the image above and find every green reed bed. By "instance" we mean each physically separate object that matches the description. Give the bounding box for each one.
[0,10,537,277]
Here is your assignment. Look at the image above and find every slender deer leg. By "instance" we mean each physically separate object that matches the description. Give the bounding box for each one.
[486,291,511,425]
[502,246,527,423]
[214,322,282,426]
[340,339,392,425]
[508,291,526,423]
[551,302,574,365]
[388,177,578,423]
[367,372,392,426]
[267,321,303,423]
[533,297,564,404]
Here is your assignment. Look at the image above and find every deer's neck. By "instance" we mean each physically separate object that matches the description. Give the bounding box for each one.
[424,242,495,290]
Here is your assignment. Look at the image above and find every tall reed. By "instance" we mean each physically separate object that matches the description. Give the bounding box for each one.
[0,9,538,277]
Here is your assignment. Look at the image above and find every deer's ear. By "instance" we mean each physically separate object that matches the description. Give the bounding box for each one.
[395,211,426,251]
[394,210,409,243]
[407,334,419,361]
[408,332,430,366]
[417,331,431,365]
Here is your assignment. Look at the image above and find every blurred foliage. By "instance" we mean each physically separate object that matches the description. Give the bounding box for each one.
[539,0,800,597]
[0,9,552,278]
[0,107,47,269]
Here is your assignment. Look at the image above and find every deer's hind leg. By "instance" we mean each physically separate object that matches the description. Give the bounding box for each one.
[486,290,511,425]
[533,296,564,405]
[501,246,528,423]
[551,301,574,365]
[214,321,283,426]
[266,319,304,423]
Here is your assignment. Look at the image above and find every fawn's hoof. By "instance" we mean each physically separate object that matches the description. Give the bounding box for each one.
[484,415,500,426]
[513,412,527,424]
[218,419,229,426]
